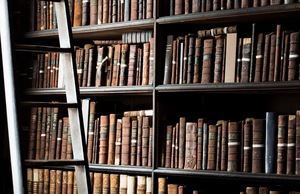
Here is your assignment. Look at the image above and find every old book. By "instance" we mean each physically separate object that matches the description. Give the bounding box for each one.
[127,175,136,194]
[28,107,38,160]
[178,117,186,169]
[81,44,94,87]
[102,0,109,23]
[148,37,155,85]
[252,118,265,173]
[171,125,177,168]
[270,0,282,4]
[201,38,214,83]
[268,33,276,81]
[274,24,282,81]
[137,176,146,194]
[227,121,241,172]
[202,122,209,170]
[187,35,196,84]
[93,172,103,194]
[146,177,152,194]
[213,35,225,83]
[142,116,150,166]
[215,121,223,171]
[243,118,253,172]
[73,0,82,26]
[99,115,109,164]
[142,42,150,86]
[121,116,131,165]
[207,124,217,170]
[288,32,300,81]
[184,122,197,169]
[106,46,114,86]
[174,123,180,168]
[95,46,108,87]
[49,107,59,160]
[119,174,127,194]
[110,174,120,194]
[262,33,271,82]
[61,171,68,194]
[131,0,138,20]
[193,37,202,83]
[136,115,143,166]
[224,32,238,83]
[92,118,100,163]
[240,37,252,83]
[196,118,204,169]
[148,126,153,167]
[34,107,42,160]
[89,0,98,25]
[182,35,189,84]
[111,44,121,86]
[55,170,62,194]
[67,171,74,194]
[265,112,278,173]
[221,120,228,171]
[163,35,175,84]
[102,173,110,194]
[168,184,178,194]
[281,31,290,81]
[66,119,73,159]
[87,47,96,87]
[287,114,296,174]
[44,107,52,159]
[177,36,185,84]
[254,32,265,82]
[119,44,129,86]
[127,44,138,86]
[165,125,173,168]
[87,101,96,163]
[60,117,69,160]
[277,114,288,174]
[236,37,243,82]
[81,0,90,25]
[295,110,300,174]
[158,177,167,194]
[49,170,56,194]
[107,113,117,165]
[261,0,270,5]
[114,119,122,165]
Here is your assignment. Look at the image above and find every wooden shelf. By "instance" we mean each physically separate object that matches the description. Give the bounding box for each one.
[89,164,152,175]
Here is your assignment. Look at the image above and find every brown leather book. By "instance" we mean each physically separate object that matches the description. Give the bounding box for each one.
[252,118,265,173]
[274,24,282,81]
[196,118,204,169]
[213,35,225,83]
[107,114,117,165]
[241,0,252,7]
[146,0,153,19]
[192,0,201,12]
[268,33,276,81]
[168,184,178,194]
[227,121,241,172]
[243,118,253,173]
[182,35,189,84]
[127,44,138,86]
[174,123,180,168]
[111,44,121,86]
[171,125,176,168]
[82,44,94,87]
[142,42,150,86]
[158,177,167,194]
[102,0,109,23]
[43,169,50,194]
[287,114,296,174]
[97,0,103,24]
[281,31,290,81]
[207,124,217,170]
[185,0,191,13]
[246,187,258,194]
[175,0,183,15]
[44,107,52,160]
[136,47,143,85]
[288,32,300,81]
[270,0,282,4]
[213,0,220,11]
[137,176,146,194]
[119,44,129,86]
[142,116,150,166]
[34,107,42,160]
[216,120,223,170]
[49,170,56,194]
[95,46,108,87]
[92,118,100,163]
[277,114,288,174]
[136,116,143,166]
[37,168,44,193]
[253,0,260,6]
[99,115,109,164]
[131,0,138,20]
[61,171,68,194]
[221,120,228,171]
[87,101,97,163]
[254,32,265,82]
[106,46,115,86]
[49,107,59,160]
[148,126,153,167]
[121,116,131,165]
[259,186,269,194]
[76,48,84,86]
[178,117,186,169]
[187,35,196,84]
[28,107,38,160]
[164,35,175,84]
[201,38,214,84]
[90,0,98,25]
[66,119,73,159]
[262,33,271,82]
[93,172,103,194]
[234,0,241,8]
[114,119,122,165]
[73,0,82,26]
[193,37,202,84]
[165,125,173,168]
[55,170,62,194]
[87,47,96,87]
[184,122,197,169]
[227,0,233,9]
[235,38,243,82]
[60,117,69,160]
[295,110,300,175]
[110,174,120,194]
[240,38,252,83]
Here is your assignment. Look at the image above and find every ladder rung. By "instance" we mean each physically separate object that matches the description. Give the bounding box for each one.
[25,159,86,167]
[21,101,80,108]
[15,44,72,53]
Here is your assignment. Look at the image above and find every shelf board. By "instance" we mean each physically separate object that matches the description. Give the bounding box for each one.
[155,168,300,184]
[23,86,154,96]
[24,18,155,40]
[89,164,152,175]
[155,81,300,93]
[156,3,300,25]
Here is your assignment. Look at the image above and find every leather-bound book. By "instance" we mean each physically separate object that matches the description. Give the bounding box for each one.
[253,0,260,6]
[221,120,228,171]
[241,0,252,7]
[115,119,122,165]
[111,44,121,86]
[43,169,50,194]
[119,44,129,86]
[168,184,178,194]
[148,38,155,85]
[192,0,201,12]
[287,114,296,174]
[93,118,100,163]
[182,35,189,84]
[119,174,127,194]
[82,44,94,87]
[281,31,290,81]
[49,107,59,160]
[184,122,197,169]
[201,0,206,12]
[158,177,167,194]
[277,114,288,174]
[127,44,138,86]
[270,0,282,5]
[121,116,131,165]
[99,115,109,164]
[262,33,271,82]
[206,0,212,11]
[55,119,63,159]
[62,171,68,194]
[146,0,153,19]
[73,0,82,26]
[55,170,62,194]
[174,123,180,168]
[106,46,114,86]
[240,37,252,83]
[44,107,52,160]
[252,118,265,173]
[236,37,243,82]
[112,0,117,23]
[49,170,56,194]
[34,107,42,160]
[136,116,143,166]
[243,118,253,173]
[32,168,38,194]
[174,0,183,15]
[207,124,217,170]
[95,46,108,87]
[127,175,136,194]
[177,36,185,84]
[227,0,233,9]
[148,126,153,167]
[81,0,90,26]
[227,121,241,172]
[216,121,223,171]
[261,0,270,5]
[131,0,138,20]
[193,37,202,83]
[97,0,103,24]
[142,116,150,166]
[202,122,209,170]
[93,172,103,194]
[234,0,241,9]
[187,35,196,84]
[110,174,120,194]
[274,24,282,81]
[60,117,69,160]
[67,171,74,194]
[87,101,96,163]
[288,32,300,81]
[265,112,278,173]
[268,33,276,81]
[90,0,98,25]
[201,38,214,84]
[254,32,265,82]
[170,39,177,84]
[197,118,204,169]
[102,173,110,194]
[107,114,116,164]
[137,176,146,194]
[170,125,176,168]
[87,47,96,87]
[295,110,300,174]
[142,42,150,86]
[38,168,44,193]
[246,187,258,194]
[178,117,186,169]
[213,35,225,83]
[213,0,220,11]
[102,0,109,23]
[284,0,296,3]
[28,107,38,160]
[259,186,269,194]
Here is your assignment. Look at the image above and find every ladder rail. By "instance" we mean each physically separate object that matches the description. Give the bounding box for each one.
[0,0,25,193]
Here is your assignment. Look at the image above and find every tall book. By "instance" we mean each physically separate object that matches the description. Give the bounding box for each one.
[202,122,209,170]
[119,44,129,86]
[196,118,204,169]
[142,42,150,85]
[221,120,228,171]
[111,44,121,86]
[288,32,300,81]
[163,35,175,84]
[254,32,265,82]
[213,35,225,83]
[142,116,150,166]
[265,112,278,173]
[178,117,186,169]
[127,44,138,86]
[107,113,117,165]
[193,37,202,83]
[184,122,197,169]
[252,118,266,173]
[73,0,82,26]
[49,107,59,160]
[201,38,214,84]
[287,114,296,174]
[35,107,42,160]
[295,110,300,175]
[277,114,288,174]
[28,107,38,160]
[227,121,241,172]
[99,115,109,164]
[114,119,122,165]
[243,118,253,173]
[268,33,276,82]
[165,125,173,168]
[207,124,217,170]
[121,116,131,165]
[224,32,238,82]
[87,101,96,163]
[240,37,252,83]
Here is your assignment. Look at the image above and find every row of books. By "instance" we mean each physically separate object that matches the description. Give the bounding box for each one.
[86,102,153,166]
[30,39,154,88]
[162,111,300,175]
[167,0,300,16]
[163,24,300,85]
[27,168,152,194]
[158,177,300,194]
[34,0,154,31]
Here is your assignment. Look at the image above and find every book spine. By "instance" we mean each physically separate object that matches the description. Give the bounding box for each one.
[201,38,214,84]
[252,118,265,173]
[187,36,196,84]
[221,120,228,171]
[254,32,265,82]
[288,32,300,81]
[277,114,288,174]
[184,122,198,169]
[243,119,252,172]
[202,122,208,170]
[142,42,150,86]
[121,116,131,165]
[196,118,204,169]
[131,118,138,165]
[227,121,241,172]
[207,124,217,170]
[163,35,175,84]
[295,110,300,174]
[265,112,278,174]
[213,35,225,83]
[142,116,150,166]
[178,117,186,169]
[99,115,109,164]
[287,114,296,174]
[240,38,252,83]
[165,125,173,168]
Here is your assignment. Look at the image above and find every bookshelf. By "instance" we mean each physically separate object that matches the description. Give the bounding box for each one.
[12,0,300,193]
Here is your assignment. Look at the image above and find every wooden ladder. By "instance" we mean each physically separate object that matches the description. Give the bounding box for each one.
[0,0,91,193]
